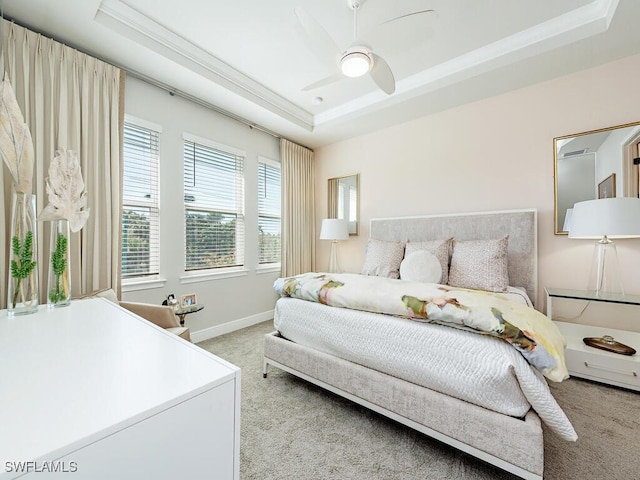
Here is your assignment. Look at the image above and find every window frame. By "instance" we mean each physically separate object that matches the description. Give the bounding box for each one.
[257,156,281,267]
[121,115,162,281]
[182,132,246,274]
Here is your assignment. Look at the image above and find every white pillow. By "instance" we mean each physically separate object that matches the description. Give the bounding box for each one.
[399,250,443,283]
[405,238,452,284]
[361,239,405,279]
[448,236,509,292]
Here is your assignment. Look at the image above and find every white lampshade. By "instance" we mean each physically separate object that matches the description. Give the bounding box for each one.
[568,197,640,296]
[569,198,640,239]
[320,219,349,241]
[562,208,573,232]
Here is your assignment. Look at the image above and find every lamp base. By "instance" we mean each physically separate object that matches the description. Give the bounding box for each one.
[328,240,341,273]
[588,236,624,297]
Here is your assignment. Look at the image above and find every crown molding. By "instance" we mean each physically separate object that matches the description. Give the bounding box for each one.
[96,0,618,131]
[314,0,619,126]
[95,0,314,131]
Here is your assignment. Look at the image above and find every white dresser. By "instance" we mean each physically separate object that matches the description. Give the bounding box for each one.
[0,298,240,479]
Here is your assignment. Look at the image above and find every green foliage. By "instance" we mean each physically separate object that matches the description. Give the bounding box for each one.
[10,231,37,307]
[258,230,281,264]
[122,209,151,276]
[185,211,237,270]
[49,233,68,304]
[51,233,68,276]
[10,231,36,280]
[122,208,281,275]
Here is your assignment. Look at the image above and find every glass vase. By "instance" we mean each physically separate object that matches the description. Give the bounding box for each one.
[47,219,71,308]
[7,191,39,315]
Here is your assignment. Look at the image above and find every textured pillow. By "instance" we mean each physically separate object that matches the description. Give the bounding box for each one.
[448,236,509,292]
[405,238,452,284]
[361,239,405,279]
[399,250,443,283]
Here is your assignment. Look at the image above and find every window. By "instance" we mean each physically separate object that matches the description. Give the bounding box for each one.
[121,119,161,278]
[349,183,357,222]
[183,134,245,271]
[258,158,281,264]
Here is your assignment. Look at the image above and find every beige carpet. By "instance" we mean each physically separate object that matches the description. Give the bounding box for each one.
[198,321,640,480]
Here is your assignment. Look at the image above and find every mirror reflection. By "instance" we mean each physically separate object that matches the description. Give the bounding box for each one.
[328,174,359,235]
[554,122,640,234]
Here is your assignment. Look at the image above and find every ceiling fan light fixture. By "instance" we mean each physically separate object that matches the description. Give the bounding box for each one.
[340,50,371,77]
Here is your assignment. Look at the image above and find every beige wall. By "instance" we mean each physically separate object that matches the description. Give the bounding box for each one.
[315,53,640,330]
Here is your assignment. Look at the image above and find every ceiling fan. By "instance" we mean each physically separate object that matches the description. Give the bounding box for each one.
[295,0,435,95]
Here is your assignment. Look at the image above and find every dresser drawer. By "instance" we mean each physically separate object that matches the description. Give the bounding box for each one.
[565,348,640,390]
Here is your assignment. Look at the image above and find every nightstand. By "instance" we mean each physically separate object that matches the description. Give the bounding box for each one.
[546,288,640,391]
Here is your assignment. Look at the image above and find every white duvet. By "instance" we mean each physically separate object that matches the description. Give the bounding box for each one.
[274,297,577,441]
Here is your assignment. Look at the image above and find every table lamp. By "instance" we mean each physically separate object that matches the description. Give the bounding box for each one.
[562,208,573,232]
[319,218,349,273]
[568,197,640,296]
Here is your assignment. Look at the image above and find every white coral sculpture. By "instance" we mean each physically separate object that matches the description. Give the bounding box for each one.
[0,73,34,194]
[39,149,90,232]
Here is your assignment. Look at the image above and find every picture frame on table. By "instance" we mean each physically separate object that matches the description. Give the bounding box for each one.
[180,293,197,308]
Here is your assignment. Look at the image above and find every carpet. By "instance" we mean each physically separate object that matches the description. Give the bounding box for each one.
[198,321,640,480]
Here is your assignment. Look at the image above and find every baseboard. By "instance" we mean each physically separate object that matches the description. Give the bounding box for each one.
[191,310,273,343]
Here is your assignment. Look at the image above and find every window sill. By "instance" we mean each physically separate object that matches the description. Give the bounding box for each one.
[256,264,281,275]
[122,277,167,292]
[180,268,249,284]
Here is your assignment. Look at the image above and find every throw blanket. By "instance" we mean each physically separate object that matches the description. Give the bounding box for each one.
[274,272,569,382]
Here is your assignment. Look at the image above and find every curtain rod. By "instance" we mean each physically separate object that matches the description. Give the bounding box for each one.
[126,69,283,140]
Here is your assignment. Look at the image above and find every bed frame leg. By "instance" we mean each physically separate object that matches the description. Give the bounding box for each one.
[263,359,269,378]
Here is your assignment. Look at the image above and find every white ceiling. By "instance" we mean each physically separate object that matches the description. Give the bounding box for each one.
[4,0,640,148]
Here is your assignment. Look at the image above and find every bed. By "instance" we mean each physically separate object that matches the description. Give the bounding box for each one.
[262,209,576,479]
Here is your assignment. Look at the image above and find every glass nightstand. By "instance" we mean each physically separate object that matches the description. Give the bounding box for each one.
[545,287,640,390]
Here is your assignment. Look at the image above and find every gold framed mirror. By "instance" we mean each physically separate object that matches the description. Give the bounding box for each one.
[328,174,359,236]
[554,122,640,234]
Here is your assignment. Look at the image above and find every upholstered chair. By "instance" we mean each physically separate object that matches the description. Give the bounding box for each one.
[78,289,191,342]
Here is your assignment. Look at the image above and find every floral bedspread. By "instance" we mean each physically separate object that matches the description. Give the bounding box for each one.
[273,272,569,382]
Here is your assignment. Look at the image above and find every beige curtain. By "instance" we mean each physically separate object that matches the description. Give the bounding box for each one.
[280,138,315,276]
[327,177,339,218]
[0,20,123,308]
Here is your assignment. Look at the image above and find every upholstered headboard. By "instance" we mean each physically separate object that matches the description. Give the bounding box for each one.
[370,209,538,305]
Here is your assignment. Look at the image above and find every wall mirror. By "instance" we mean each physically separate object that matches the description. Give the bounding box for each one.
[328,174,359,235]
[554,122,640,234]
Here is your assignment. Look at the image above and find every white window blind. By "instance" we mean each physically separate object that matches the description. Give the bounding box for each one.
[183,137,245,270]
[122,121,160,278]
[258,158,281,264]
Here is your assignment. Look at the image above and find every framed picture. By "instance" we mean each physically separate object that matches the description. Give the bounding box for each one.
[598,173,616,199]
[180,293,197,308]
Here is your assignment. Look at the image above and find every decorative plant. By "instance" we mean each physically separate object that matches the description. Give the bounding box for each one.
[0,72,34,196]
[39,149,90,230]
[0,72,38,312]
[10,230,37,308]
[48,232,68,304]
[39,148,90,305]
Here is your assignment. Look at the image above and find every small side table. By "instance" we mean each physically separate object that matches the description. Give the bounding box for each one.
[174,303,204,326]
[545,287,640,390]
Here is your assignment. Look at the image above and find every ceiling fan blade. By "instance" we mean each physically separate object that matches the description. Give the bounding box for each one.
[370,53,395,94]
[381,9,436,28]
[301,73,344,92]
[358,9,437,46]
[294,6,341,64]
